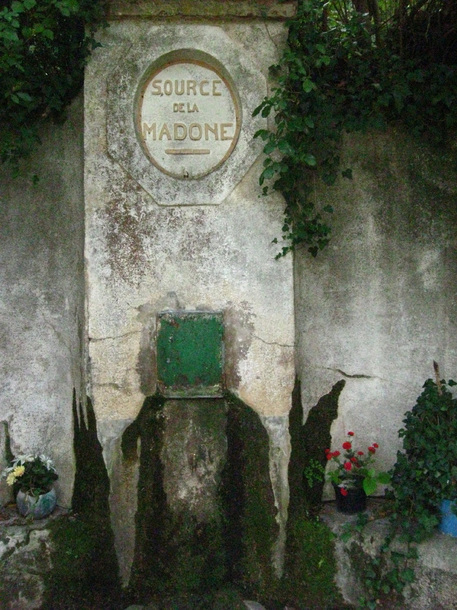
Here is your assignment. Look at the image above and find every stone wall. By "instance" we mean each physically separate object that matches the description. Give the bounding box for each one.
[295,130,457,482]
[0,95,85,508]
[0,3,457,604]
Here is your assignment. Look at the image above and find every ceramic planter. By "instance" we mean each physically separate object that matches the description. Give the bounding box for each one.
[333,484,367,514]
[16,488,57,519]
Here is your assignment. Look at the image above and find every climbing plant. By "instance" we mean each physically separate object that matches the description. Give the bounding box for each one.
[255,0,457,257]
[345,370,457,608]
[0,0,106,172]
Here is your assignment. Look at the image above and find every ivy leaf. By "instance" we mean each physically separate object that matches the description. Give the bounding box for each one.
[302,78,316,93]
[263,141,277,155]
[11,1,25,13]
[254,129,269,141]
[278,139,293,155]
[303,153,317,167]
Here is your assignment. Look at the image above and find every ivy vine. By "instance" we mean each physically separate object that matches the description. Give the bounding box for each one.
[344,371,457,609]
[0,0,106,173]
[255,0,457,257]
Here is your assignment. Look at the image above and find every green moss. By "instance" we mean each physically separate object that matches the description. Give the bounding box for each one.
[37,384,350,609]
[284,379,347,609]
[126,395,227,600]
[146,587,247,609]
[284,516,344,609]
[221,392,280,603]
[126,392,281,604]
[41,393,122,609]
[289,378,345,516]
[43,516,123,610]
[125,394,168,597]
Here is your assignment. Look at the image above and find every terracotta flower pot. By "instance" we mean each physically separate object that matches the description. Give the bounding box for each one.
[333,484,367,514]
[16,488,57,519]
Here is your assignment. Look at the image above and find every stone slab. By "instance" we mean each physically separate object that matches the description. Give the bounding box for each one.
[109,1,297,20]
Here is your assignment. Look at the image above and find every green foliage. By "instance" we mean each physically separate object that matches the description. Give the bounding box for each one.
[0,0,106,171]
[390,377,457,542]
[345,374,457,608]
[355,540,418,610]
[2,454,58,496]
[255,0,457,257]
[303,458,325,488]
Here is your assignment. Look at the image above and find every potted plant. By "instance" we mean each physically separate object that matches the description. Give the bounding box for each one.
[325,431,390,514]
[2,454,58,519]
[390,365,457,539]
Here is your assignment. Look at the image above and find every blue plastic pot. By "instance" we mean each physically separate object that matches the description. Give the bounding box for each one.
[439,500,457,537]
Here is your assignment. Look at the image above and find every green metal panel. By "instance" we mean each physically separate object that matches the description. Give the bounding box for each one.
[157,311,224,397]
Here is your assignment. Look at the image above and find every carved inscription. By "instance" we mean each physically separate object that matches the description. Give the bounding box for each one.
[138,60,241,179]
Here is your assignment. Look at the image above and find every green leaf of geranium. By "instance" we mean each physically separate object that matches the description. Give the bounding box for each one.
[363,477,377,495]
[378,472,391,484]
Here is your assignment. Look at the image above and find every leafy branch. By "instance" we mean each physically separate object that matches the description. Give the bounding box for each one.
[0,0,106,173]
[255,0,457,257]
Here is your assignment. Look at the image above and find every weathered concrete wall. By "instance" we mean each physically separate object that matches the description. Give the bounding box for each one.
[295,131,457,479]
[0,95,85,508]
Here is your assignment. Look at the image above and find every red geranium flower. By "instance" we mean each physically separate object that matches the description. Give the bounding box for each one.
[340,488,348,496]
[343,461,352,471]
[368,446,376,453]
[325,448,330,454]
[357,451,364,456]
[373,443,379,448]
[332,450,340,457]
[342,441,352,450]
[326,453,333,460]
[347,431,354,436]
[350,457,358,463]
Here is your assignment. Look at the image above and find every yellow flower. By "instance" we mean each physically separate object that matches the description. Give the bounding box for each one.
[13,465,25,478]
[6,473,16,486]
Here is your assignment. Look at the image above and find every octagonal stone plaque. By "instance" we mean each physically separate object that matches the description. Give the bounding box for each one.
[106,26,267,205]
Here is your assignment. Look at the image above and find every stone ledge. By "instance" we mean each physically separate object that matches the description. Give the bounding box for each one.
[0,506,69,610]
[0,502,68,528]
[321,499,457,609]
[108,0,297,21]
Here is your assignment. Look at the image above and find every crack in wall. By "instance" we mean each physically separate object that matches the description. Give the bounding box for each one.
[252,334,295,349]
[332,369,374,379]
[89,330,141,342]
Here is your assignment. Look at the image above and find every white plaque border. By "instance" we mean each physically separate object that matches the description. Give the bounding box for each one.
[134,51,242,180]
